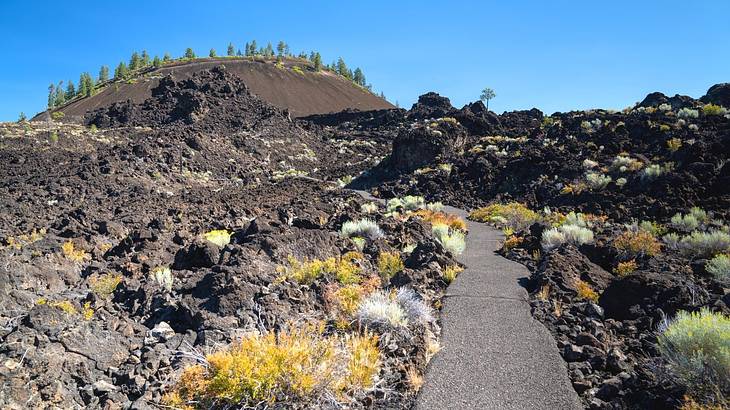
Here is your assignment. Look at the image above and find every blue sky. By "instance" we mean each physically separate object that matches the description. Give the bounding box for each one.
[0,0,727,121]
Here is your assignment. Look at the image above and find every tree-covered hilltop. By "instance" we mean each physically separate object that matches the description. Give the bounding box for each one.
[46,40,380,109]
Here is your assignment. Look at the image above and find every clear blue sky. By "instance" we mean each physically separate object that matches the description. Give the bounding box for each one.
[1,0,728,121]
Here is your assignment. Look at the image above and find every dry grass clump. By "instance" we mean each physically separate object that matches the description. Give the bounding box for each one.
[503,235,524,251]
[469,202,539,231]
[62,240,90,262]
[203,229,232,247]
[279,252,362,285]
[575,280,599,302]
[613,230,661,257]
[413,209,467,232]
[340,219,384,240]
[89,273,122,298]
[377,251,404,280]
[356,288,433,330]
[614,260,638,277]
[442,265,464,283]
[163,324,381,408]
[324,277,381,328]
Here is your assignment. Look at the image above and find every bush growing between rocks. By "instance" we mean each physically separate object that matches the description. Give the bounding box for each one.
[360,202,379,214]
[541,224,594,251]
[614,259,638,277]
[702,104,728,116]
[204,229,231,247]
[679,230,730,259]
[280,253,362,285]
[585,172,612,191]
[611,155,643,173]
[576,280,599,302]
[613,230,661,257]
[414,209,467,231]
[442,265,463,283]
[469,202,540,231]
[377,251,404,280]
[163,324,381,407]
[152,266,174,292]
[678,108,699,119]
[705,254,729,283]
[341,219,383,240]
[432,224,466,255]
[62,240,90,262]
[357,291,408,329]
[658,308,729,404]
[90,273,122,298]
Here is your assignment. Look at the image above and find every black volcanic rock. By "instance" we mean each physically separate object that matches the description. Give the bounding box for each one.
[700,83,730,107]
[408,92,455,120]
[638,91,695,110]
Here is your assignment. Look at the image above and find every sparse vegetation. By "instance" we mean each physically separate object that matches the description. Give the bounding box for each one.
[575,280,599,302]
[541,224,594,251]
[469,202,540,231]
[678,230,730,258]
[658,309,729,405]
[613,230,661,257]
[164,324,380,407]
[377,251,404,280]
[431,224,466,255]
[204,229,231,247]
[341,219,383,240]
[89,273,122,298]
[442,265,463,283]
[705,254,730,283]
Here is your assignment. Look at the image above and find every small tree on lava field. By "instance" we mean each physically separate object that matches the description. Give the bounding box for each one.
[480,88,496,111]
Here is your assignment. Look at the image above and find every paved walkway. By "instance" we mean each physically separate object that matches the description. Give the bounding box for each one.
[354,192,582,409]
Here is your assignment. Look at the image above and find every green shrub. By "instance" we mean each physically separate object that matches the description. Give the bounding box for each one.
[706,254,730,283]
[679,230,730,258]
[702,104,728,116]
[658,308,730,402]
[340,219,383,240]
[469,202,540,231]
[432,224,466,255]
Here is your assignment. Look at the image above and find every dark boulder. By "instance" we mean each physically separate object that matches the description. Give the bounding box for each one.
[700,83,730,107]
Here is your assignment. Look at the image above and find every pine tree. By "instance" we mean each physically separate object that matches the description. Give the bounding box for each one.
[129,52,141,70]
[54,81,65,107]
[480,88,496,111]
[265,42,274,57]
[227,42,235,56]
[17,112,26,122]
[353,68,365,86]
[184,48,195,59]
[48,83,55,108]
[114,62,128,80]
[66,80,76,101]
[78,73,94,97]
[98,65,109,84]
[277,41,286,57]
[209,48,216,58]
[141,50,151,66]
[244,42,250,56]
[153,56,161,67]
[163,52,171,62]
[336,57,348,77]
[312,52,322,71]
[249,40,257,55]
[236,49,243,56]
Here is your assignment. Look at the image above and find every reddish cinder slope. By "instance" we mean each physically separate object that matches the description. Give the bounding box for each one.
[35,57,393,120]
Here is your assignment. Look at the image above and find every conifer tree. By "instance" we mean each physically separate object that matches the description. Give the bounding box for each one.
[18,112,26,122]
[53,81,65,107]
[209,48,216,58]
[114,62,128,80]
[141,50,151,66]
[336,57,348,77]
[265,42,274,57]
[129,52,141,70]
[78,74,88,96]
[98,65,109,83]
[163,52,171,62]
[66,80,76,101]
[48,83,55,108]
[312,52,322,71]
[244,42,250,56]
[184,48,195,59]
[153,56,161,67]
[236,49,243,56]
[277,41,286,57]
[353,68,365,86]
[227,42,235,56]
[249,40,257,55]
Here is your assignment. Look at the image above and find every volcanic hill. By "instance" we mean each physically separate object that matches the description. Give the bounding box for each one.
[33,57,393,121]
